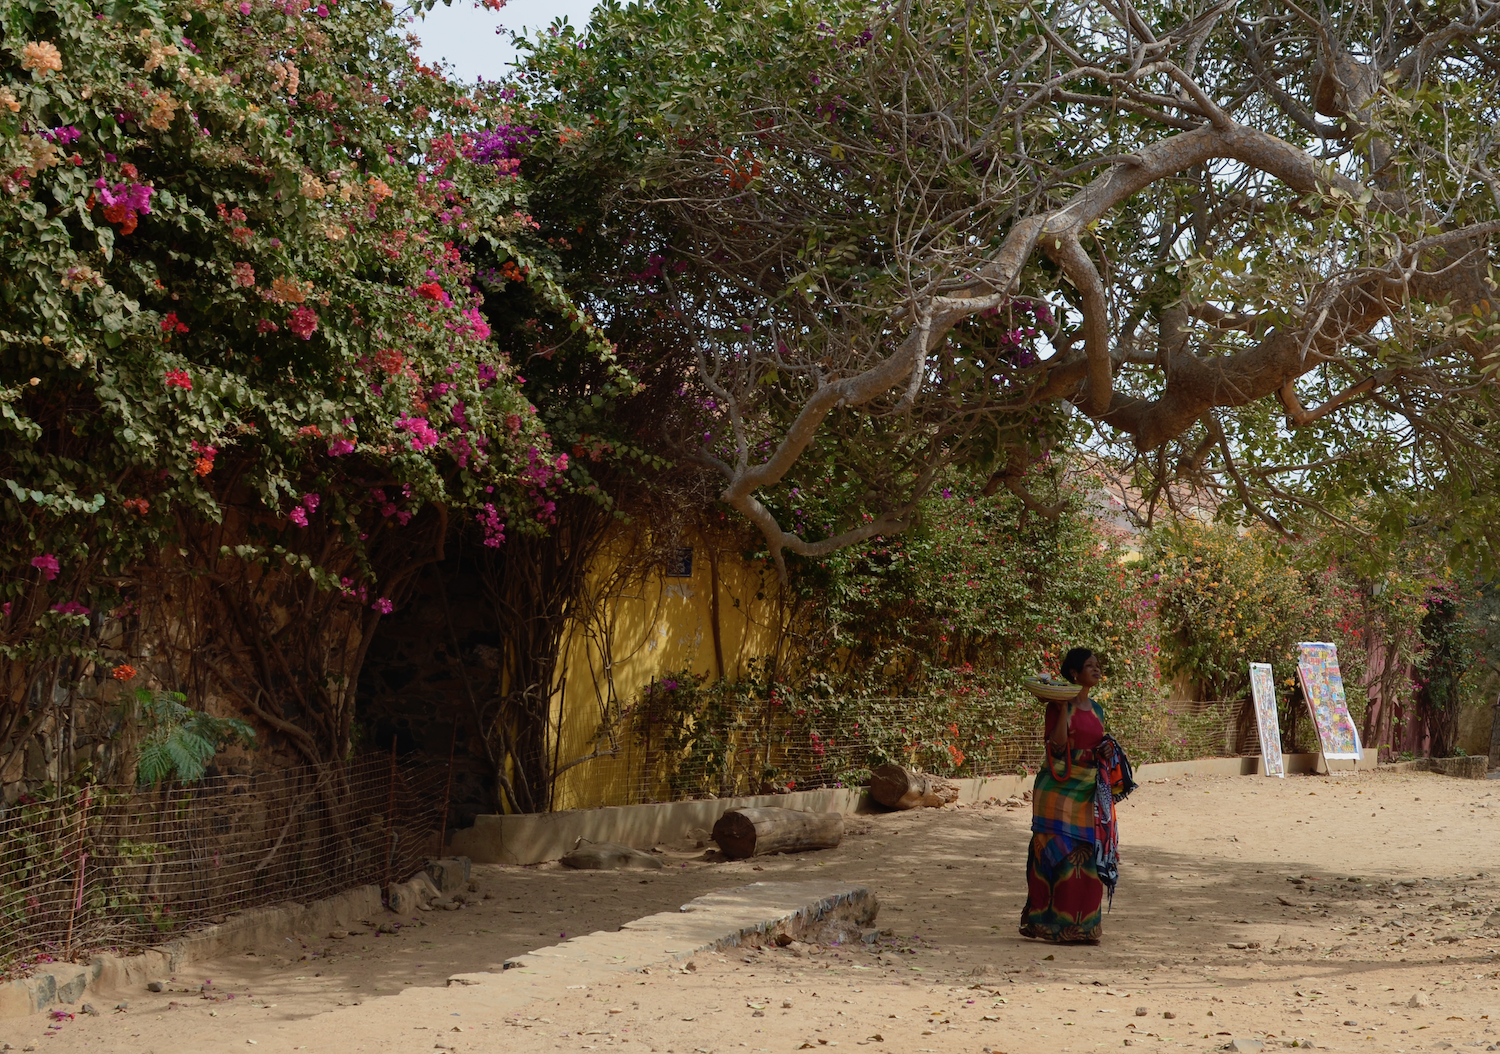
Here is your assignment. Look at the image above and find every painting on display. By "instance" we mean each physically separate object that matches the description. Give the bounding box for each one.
[1295,641,1362,760]
[1248,662,1285,777]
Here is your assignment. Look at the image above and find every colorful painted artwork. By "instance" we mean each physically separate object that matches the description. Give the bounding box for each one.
[1296,641,1362,760]
[1248,662,1285,777]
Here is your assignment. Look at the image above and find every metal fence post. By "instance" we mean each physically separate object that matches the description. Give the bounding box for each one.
[437,722,457,855]
[382,736,396,894]
[63,786,90,961]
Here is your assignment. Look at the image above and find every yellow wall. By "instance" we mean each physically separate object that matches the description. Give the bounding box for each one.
[546,529,786,811]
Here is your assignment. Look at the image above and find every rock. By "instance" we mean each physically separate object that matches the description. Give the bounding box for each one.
[1484,913,1500,928]
[560,841,665,871]
[1135,1007,1148,1016]
[80,1004,97,1016]
[430,896,456,910]
[114,1001,129,1011]
[1227,942,1250,950]
[328,930,348,940]
[1163,1011,1176,1019]
[1408,992,1430,1008]
[378,921,397,934]
[1225,1040,1264,1053]
[146,981,165,993]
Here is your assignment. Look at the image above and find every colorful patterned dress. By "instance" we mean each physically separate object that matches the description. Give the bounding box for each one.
[1020,699,1107,943]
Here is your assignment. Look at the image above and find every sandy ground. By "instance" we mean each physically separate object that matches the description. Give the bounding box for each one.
[5,768,1500,1054]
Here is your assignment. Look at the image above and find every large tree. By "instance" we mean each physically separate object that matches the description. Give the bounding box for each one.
[521,0,1500,576]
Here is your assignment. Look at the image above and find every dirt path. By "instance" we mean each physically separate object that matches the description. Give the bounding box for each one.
[5,769,1498,1053]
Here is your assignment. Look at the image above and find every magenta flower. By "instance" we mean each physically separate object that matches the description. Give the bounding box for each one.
[395,414,439,451]
[328,436,355,457]
[287,305,318,340]
[302,492,320,512]
[51,601,90,616]
[372,598,394,614]
[31,554,59,580]
[288,506,308,527]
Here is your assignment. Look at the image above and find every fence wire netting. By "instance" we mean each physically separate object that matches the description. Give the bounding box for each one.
[0,753,448,981]
[587,694,1252,809]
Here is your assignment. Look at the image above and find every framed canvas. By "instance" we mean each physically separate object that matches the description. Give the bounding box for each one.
[1295,641,1361,760]
[1248,662,1285,777]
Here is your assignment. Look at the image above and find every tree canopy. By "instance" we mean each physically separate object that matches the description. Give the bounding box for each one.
[521,0,1500,576]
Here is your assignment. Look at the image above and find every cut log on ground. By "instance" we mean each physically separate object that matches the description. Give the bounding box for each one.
[711,807,844,859]
[868,764,959,810]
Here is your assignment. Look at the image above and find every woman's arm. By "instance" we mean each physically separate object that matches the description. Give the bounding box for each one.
[1046,700,1075,748]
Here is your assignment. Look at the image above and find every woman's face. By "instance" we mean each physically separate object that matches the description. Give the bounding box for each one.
[1076,655,1103,688]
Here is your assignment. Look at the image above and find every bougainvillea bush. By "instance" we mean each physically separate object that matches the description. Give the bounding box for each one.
[0,0,611,765]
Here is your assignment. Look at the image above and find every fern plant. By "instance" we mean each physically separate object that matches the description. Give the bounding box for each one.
[129,690,255,786]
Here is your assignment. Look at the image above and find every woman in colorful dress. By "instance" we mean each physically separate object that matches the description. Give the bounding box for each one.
[1020,647,1130,944]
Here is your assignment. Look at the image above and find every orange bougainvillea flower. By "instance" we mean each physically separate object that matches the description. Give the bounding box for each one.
[22,42,63,77]
[111,664,137,681]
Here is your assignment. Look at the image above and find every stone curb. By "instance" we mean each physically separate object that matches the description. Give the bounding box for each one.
[0,883,382,1021]
[474,879,876,982]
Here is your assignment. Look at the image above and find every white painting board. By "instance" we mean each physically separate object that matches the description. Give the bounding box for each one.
[1248,662,1285,777]
[1295,641,1361,760]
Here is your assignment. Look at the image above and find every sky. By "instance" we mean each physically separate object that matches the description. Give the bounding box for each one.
[405,0,601,82]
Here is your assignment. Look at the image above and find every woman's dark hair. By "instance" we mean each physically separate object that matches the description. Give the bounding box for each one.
[1060,647,1095,684]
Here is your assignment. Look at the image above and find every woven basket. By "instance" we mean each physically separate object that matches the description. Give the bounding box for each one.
[1022,675,1080,703]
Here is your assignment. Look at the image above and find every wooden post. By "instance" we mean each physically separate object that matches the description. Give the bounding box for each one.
[383,735,397,892]
[63,787,90,961]
[437,722,457,854]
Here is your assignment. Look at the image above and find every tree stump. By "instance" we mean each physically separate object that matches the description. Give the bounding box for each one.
[868,764,959,810]
[711,807,844,859]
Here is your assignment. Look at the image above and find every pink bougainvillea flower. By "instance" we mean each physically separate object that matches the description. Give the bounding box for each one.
[476,503,505,547]
[302,492,320,512]
[394,414,439,451]
[287,305,318,340]
[372,597,393,614]
[164,368,192,390]
[288,506,308,527]
[31,554,60,580]
[327,436,355,457]
[51,601,90,616]
[231,262,256,288]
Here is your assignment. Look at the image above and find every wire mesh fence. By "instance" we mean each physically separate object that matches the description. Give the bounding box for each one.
[581,692,1253,810]
[0,752,449,982]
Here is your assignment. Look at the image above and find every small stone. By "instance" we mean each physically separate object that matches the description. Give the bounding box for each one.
[783,1001,793,1008]
[1227,942,1250,950]
[80,1004,98,1016]
[1343,1020,1357,1026]
[1135,1007,1149,1017]
[752,1010,765,1018]
[114,1001,129,1011]
[1225,1040,1264,1053]
[1409,992,1431,1008]
[378,922,397,934]
[1163,1011,1177,1020]
[328,930,348,940]
[467,881,478,892]
[146,981,165,993]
